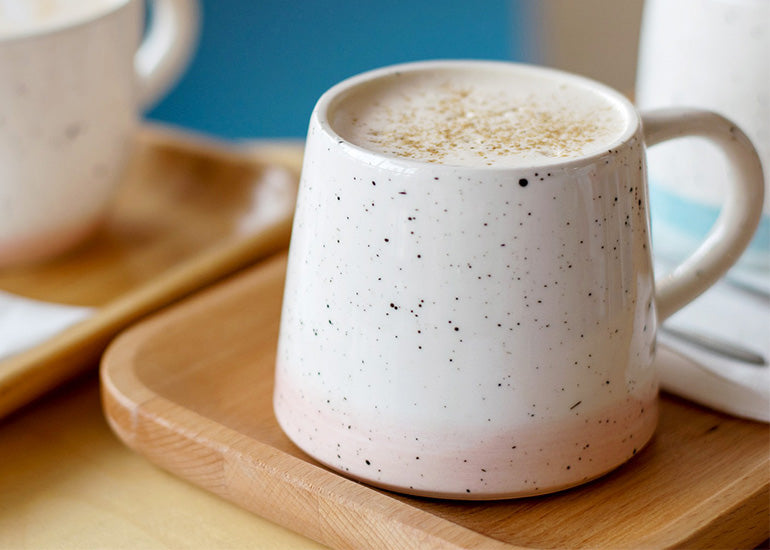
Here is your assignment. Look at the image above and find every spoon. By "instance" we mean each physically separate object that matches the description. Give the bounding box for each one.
[660,325,767,366]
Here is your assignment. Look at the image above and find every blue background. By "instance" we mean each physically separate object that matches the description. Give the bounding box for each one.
[146,1,535,139]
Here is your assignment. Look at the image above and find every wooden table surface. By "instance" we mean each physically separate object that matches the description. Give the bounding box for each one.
[0,371,326,549]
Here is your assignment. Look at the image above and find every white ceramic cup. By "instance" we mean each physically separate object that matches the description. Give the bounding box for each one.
[636,0,770,288]
[0,0,198,268]
[274,60,764,499]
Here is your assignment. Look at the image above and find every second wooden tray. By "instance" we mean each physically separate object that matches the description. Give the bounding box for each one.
[0,126,301,420]
[101,253,769,550]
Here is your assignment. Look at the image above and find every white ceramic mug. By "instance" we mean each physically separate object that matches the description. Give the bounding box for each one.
[636,0,770,288]
[274,60,763,499]
[0,0,198,267]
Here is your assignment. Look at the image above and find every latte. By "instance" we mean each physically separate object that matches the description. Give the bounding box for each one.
[331,66,628,168]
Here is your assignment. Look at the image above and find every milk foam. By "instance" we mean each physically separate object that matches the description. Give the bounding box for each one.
[0,0,122,38]
[331,68,629,168]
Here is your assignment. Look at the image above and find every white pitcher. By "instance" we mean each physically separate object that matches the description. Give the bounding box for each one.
[636,0,769,289]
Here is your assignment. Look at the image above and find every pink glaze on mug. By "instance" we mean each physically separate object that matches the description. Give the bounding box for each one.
[276,374,658,499]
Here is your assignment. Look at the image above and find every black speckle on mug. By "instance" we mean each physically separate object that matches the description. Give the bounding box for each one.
[64,122,83,141]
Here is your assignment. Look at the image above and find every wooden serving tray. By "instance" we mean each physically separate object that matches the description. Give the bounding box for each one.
[0,126,301,420]
[101,253,769,550]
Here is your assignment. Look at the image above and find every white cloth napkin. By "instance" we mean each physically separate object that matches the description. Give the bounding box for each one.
[0,291,92,361]
[655,269,770,423]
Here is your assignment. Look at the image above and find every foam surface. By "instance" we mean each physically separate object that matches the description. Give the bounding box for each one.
[331,67,628,168]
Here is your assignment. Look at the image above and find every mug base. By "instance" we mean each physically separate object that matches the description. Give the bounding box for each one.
[274,388,659,501]
[316,445,652,501]
[0,218,103,269]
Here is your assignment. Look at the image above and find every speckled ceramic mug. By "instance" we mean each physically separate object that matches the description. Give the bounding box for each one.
[274,61,764,499]
[0,0,198,268]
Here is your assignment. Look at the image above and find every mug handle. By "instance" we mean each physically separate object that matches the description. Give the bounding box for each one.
[642,108,765,321]
[135,0,200,110]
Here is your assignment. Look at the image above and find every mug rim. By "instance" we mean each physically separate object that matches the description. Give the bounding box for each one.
[0,0,132,43]
[314,59,641,173]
